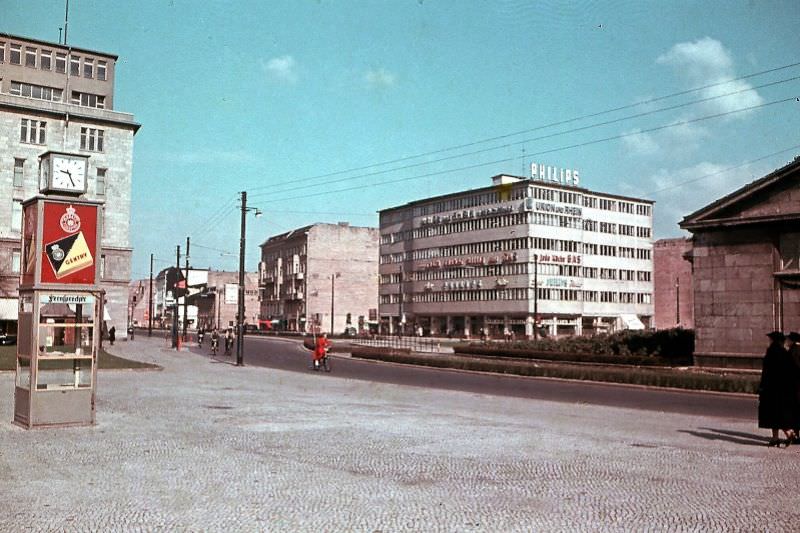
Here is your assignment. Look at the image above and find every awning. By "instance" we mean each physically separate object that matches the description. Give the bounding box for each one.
[0,298,18,320]
[619,314,645,330]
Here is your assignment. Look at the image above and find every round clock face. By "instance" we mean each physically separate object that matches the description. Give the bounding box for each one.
[52,157,86,191]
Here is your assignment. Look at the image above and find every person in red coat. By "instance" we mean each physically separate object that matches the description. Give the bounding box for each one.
[313,333,332,368]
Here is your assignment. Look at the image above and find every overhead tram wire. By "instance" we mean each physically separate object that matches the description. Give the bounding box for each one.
[246,60,800,195]
[251,75,800,201]
[257,95,800,205]
[644,142,800,196]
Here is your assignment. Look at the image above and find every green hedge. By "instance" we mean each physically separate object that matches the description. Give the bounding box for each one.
[456,328,694,366]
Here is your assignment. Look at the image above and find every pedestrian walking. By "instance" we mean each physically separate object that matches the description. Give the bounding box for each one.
[758,331,797,447]
[786,331,800,438]
[109,326,116,346]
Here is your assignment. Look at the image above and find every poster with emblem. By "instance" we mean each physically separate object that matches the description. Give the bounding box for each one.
[40,201,99,285]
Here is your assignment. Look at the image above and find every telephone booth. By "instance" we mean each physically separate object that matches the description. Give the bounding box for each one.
[14,192,104,429]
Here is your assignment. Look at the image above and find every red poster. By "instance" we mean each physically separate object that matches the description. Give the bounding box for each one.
[21,203,38,286]
[40,201,99,285]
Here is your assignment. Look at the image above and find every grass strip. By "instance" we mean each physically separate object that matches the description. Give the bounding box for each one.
[0,345,160,372]
[352,348,759,394]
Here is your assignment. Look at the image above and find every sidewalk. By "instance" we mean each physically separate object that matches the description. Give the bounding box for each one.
[1,336,798,532]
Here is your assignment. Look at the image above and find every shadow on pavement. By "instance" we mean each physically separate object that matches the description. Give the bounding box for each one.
[678,427,767,447]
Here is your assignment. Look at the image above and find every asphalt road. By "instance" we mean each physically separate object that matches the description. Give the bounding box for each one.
[193,335,757,421]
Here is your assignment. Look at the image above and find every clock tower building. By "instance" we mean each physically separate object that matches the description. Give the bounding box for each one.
[0,33,140,337]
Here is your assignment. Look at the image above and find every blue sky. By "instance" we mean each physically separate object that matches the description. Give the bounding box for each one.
[5,0,800,278]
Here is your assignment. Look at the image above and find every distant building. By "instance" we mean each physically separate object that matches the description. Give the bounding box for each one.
[191,270,259,331]
[258,223,379,334]
[653,238,694,330]
[680,156,800,368]
[378,169,655,338]
[128,278,150,327]
[0,33,140,336]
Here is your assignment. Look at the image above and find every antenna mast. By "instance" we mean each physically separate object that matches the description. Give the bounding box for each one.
[64,0,70,45]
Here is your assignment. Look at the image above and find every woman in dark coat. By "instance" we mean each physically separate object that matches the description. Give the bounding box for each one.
[758,331,797,447]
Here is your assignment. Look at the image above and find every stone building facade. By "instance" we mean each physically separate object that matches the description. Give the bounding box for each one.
[0,34,139,335]
[652,238,694,330]
[680,156,800,368]
[259,223,379,334]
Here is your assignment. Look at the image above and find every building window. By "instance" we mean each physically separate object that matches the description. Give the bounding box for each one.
[100,254,106,279]
[97,60,107,81]
[20,119,46,144]
[80,127,104,152]
[12,249,21,273]
[11,81,63,102]
[71,91,105,108]
[10,44,21,65]
[96,168,106,196]
[83,58,94,78]
[11,201,23,233]
[25,47,36,67]
[13,158,24,187]
[70,55,80,76]
[40,50,52,70]
[0,41,5,63]
[55,52,66,73]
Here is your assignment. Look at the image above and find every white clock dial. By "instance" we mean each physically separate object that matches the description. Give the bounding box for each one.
[52,157,86,191]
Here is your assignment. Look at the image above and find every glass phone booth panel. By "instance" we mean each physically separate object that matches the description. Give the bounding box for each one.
[14,290,100,428]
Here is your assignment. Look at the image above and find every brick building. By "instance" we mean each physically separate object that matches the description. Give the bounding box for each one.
[259,223,379,334]
[192,271,259,332]
[680,156,800,368]
[653,238,694,330]
[0,33,139,336]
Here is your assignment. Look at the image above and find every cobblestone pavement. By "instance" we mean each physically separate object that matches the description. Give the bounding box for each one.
[1,337,799,532]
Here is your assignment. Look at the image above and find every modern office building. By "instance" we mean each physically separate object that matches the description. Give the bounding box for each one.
[378,165,655,338]
[0,33,140,335]
[259,223,379,334]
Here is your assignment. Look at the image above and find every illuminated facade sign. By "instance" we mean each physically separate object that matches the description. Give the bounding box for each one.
[530,161,580,187]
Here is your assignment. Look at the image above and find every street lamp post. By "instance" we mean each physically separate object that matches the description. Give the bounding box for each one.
[533,253,539,340]
[236,191,262,367]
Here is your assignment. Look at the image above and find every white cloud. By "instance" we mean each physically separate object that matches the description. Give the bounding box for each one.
[622,121,709,158]
[263,55,298,83]
[657,37,763,117]
[637,160,767,238]
[365,67,397,88]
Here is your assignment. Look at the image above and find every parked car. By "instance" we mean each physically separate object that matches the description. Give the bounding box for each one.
[0,333,17,346]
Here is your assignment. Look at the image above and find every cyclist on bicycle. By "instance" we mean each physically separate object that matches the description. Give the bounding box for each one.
[313,332,332,370]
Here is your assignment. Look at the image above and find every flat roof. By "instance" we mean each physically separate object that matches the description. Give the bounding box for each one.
[0,32,118,60]
[378,173,654,214]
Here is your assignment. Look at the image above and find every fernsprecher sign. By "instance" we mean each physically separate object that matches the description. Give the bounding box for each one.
[530,162,580,186]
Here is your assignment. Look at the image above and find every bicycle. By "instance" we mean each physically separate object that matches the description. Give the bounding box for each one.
[198,332,204,348]
[312,349,331,373]
[210,337,218,357]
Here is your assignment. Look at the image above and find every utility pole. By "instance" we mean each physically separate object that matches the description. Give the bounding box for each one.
[398,263,404,336]
[533,253,539,340]
[675,276,681,327]
[148,253,153,337]
[173,245,180,349]
[183,236,190,341]
[330,274,335,334]
[236,191,247,366]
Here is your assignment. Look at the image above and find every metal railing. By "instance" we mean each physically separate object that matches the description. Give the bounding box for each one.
[351,335,443,353]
